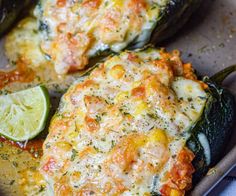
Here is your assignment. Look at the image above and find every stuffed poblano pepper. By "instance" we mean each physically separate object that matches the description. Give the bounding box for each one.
[187,64,236,185]
[5,0,203,75]
[32,48,235,196]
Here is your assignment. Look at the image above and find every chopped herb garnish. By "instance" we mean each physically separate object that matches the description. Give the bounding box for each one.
[38,185,45,193]
[98,165,102,172]
[9,180,15,185]
[95,115,101,122]
[0,154,9,160]
[71,149,78,161]
[147,113,157,119]
[45,143,51,149]
[111,140,115,148]
[188,97,193,102]
[12,161,18,168]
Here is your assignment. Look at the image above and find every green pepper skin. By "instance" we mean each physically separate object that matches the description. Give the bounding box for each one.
[187,68,236,185]
[151,0,203,43]
[130,0,203,49]
[154,0,202,43]
[0,0,35,37]
[151,66,236,194]
[105,0,202,50]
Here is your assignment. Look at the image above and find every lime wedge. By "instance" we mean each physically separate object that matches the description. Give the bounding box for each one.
[0,86,50,141]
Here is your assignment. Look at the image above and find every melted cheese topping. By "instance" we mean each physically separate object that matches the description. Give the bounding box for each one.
[5,17,46,68]
[32,0,169,74]
[39,48,207,195]
[4,18,88,93]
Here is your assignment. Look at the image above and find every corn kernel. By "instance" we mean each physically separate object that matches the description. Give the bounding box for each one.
[132,81,142,88]
[149,129,168,145]
[55,141,72,151]
[134,101,148,116]
[104,56,121,68]
[185,84,193,93]
[146,78,169,97]
[146,79,158,96]
[147,6,159,18]
[70,171,81,182]
[71,4,79,13]
[114,91,129,103]
[170,189,183,196]
[34,172,46,183]
[112,0,124,7]
[109,64,125,79]
[68,131,79,140]
[134,135,147,147]
[142,70,152,79]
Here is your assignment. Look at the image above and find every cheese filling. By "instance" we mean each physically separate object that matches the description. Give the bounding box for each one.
[37,48,207,195]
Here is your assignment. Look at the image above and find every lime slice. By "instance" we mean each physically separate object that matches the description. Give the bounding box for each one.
[0,86,50,141]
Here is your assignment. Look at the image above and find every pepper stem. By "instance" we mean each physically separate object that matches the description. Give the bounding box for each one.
[210,64,236,85]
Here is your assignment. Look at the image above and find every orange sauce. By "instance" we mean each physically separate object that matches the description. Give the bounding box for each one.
[0,136,44,158]
[0,58,35,89]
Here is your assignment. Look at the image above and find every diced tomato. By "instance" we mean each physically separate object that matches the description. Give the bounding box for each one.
[183,63,197,81]
[127,53,139,62]
[0,58,34,89]
[84,95,105,114]
[85,115,100,132]
[160,148,195,195]
[131,86,145,98]
[57,0,66,7]
[160,185,184,196]
[110,134,146,171]
[82,0,101,9]
[42,157,57,173]
[128,0,147,14]
[54,176,73,195]
[75,80,96,91]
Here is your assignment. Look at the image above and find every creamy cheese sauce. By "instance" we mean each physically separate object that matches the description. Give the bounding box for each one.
[37,48,207,195]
